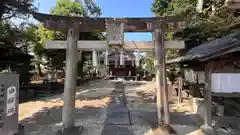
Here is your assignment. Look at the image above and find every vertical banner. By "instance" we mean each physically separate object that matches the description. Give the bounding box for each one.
[120,50,125,66]
[104,48,109,66]
[92,49,98,67]
[135,51,140,67]
[115,52,118,68]
[196,0,203,13]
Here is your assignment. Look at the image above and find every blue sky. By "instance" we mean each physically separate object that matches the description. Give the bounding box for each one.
[34,0,153,41]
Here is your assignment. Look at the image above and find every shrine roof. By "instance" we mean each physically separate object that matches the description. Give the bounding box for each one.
[32,12,184,32]
[167,32,240,64]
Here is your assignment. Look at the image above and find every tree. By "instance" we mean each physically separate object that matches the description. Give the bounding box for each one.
[0,0,36,20]
[152,0,240,51]
[151,0,240,97]
[29,0,104,78]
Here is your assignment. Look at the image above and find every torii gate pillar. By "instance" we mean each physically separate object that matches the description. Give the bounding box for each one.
[62,25,79,129]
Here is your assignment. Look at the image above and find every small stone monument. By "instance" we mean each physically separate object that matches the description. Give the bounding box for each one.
[0,73,23,135]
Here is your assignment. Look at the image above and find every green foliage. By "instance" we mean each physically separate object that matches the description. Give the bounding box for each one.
[51,0,84,16]
[0,69,9,73]
[83,0,101,16]
[151,0,240,96]
[26,24,53,55]
[152,0,240,51]
[0,0,36,20]
[51,0,101,17]
[141,52,155,74]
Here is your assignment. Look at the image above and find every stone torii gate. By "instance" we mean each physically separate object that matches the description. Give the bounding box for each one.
[33,12,185,134]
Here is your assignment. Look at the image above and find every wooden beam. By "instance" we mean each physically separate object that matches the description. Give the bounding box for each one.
[153,31,164,125]
[212,92,240,97]
[33,12,185,32]
[178,77,183,104]
[45,40,185,51]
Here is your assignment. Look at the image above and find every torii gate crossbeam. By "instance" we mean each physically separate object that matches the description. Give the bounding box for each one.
[45,40,185,51]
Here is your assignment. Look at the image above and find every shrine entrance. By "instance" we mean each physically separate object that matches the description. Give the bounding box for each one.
[33,12,185,134]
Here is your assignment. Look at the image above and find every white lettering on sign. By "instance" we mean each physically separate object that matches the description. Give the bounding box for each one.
[6,86,16,116]
[146,21,186,31]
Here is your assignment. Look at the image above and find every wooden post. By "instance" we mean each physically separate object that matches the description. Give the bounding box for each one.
[78,50,82,62]
[178,77,183,104]
[158,28,170,125]
[62,25,79,129]
[153,30,164,125]
[203,62,213,132]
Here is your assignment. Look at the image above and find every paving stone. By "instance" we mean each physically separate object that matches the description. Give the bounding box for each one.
[107,105,129,113]
[171,125,200,135]
[170,112,196,125]
[106,112,130,125]
[100,125,133,135]
[132,125,154,135]
[130,111,158,127]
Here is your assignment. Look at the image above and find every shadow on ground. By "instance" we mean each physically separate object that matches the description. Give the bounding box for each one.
[19,80,115,135]
[20,105,104,135]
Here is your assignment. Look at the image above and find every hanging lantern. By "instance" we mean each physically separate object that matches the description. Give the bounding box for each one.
[92,49,98,67]
[120,50,125,66]
[135,51,140,67]
[104,48,109,66]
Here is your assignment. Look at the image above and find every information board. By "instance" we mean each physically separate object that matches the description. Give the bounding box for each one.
[0,73,19,135]
[6,86,16,116]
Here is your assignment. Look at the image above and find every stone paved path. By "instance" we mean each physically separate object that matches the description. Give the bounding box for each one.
[100,84,133,135]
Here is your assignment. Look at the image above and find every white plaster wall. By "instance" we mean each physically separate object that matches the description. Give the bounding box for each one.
[212,73,240,93]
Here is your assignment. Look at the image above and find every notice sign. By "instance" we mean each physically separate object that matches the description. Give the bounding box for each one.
[106,20,124,45]
[6,86,16,116]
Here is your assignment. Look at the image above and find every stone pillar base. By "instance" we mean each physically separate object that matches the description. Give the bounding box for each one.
[56,126,83,135]
[15,124,25,135]
[155,124,177,135]
[201,125,215,135]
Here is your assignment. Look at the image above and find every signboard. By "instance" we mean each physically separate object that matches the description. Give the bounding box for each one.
[146,21,186,32]
[106,20,124,45]
[6,86,16,116]
[0,73,19,135]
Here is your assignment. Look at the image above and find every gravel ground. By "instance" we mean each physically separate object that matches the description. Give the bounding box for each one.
[124,81,201,135]
[19,80,202,135]
[19,80,114,135]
